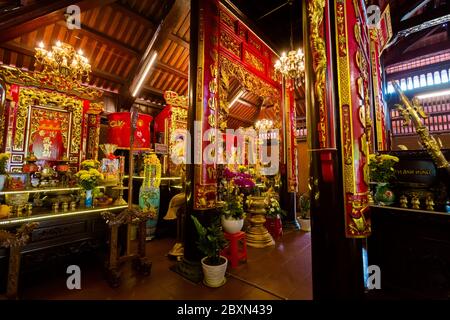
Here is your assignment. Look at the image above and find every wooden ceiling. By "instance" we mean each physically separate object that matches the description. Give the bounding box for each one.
[0,0,308,129]
[0,0,190,106]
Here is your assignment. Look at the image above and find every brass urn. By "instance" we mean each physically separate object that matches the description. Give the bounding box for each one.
[246,195,275,248]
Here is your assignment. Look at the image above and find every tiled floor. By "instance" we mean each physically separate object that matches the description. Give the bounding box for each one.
[20,229,312,300]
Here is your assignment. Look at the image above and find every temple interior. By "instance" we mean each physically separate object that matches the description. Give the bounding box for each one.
[0,0,449,301]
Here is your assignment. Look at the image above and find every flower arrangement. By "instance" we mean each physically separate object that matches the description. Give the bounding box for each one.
[223,167,256,189]
[368,154,399,183]
[80,159,101,170]
[144,153,161,166]
[221,184,246,220]
[0,153,10,174]
[264,197,286,218]
[142,153,161,188]
[220,167,256,220]
[75,168,103,190]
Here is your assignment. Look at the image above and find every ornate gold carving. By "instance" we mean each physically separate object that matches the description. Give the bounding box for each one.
[308,0,327,148]
[335,0,355,196]
[219,56,280,130]
[342,105,352,165]
[86,102,104,115]
[220,10,235,30]
[347,195,371,237]
[248,37,261,51]
[17,88,83,154]
[0,65,102,100]
[164,90,188,107]
[336,1,347,56]
[0,222,38,299]
[195,184,218,209]
[220,31,241,57]
[29,107,70,150]
[244,50,265,72]
[172,106,188,123]
[393,82,450,169]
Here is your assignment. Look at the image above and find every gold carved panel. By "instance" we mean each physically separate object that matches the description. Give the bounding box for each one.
[244,50,265,73]
[16,88,83,154]
[220,31,241,57]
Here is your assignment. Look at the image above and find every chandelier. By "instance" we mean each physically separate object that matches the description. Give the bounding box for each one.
[255,119,274,131]
[35,41,91,83]
[274,49,305,80]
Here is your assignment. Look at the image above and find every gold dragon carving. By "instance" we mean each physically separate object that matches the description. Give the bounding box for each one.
[308,0,327,148]
[393,82,450,170]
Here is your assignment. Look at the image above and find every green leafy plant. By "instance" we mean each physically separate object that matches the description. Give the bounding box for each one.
[191,215,228,266]
[298,193,310,219]
[368,154,399,183]
[0,153,10,174]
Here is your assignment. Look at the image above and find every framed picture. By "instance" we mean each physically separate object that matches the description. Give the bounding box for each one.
[9,166,23,173]
[25,105,72,161]
[11,154,23,163]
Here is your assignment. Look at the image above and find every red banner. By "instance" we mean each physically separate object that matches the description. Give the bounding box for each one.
[107,112,152,150]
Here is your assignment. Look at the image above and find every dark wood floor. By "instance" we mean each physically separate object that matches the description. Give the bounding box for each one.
[20,229,312,300]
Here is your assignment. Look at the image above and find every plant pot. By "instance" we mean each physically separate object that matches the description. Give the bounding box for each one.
[374,182,395,206]
[201,256,228,288]
[298,218,311,232]
[264,214,283,240]
[0,174,6,191]
[221,215,244,234]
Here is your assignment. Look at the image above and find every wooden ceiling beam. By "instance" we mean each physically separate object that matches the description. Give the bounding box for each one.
[237,97,256,108]
[56,21,139,58]
[228,114,253,125]
[142,85,164,96]
[156,61,188,80]
[109,2,156,30]
[0,0,118,43]
[135,98,165,109]
[167,33,189,49]
[123,0,187,108]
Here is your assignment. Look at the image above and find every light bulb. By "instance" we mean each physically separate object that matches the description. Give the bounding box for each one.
[39,41,44,49]
[78,49,83,56]
[56,41,61,47]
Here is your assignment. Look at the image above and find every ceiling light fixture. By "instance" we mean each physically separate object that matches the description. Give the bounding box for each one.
[273,0,304,83]
[34,41,91,83]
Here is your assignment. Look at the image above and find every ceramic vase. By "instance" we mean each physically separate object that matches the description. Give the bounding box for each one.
[374,182,395,206]
[85,189,93,208]
[139,162,161,240]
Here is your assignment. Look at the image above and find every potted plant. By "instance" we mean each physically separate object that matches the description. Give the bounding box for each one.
[191,215,229,287]
[0,153,10,191]
[368,153,399,206]
[219,168,252,234]
[298,193,311,232]
[264,197,285,240]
